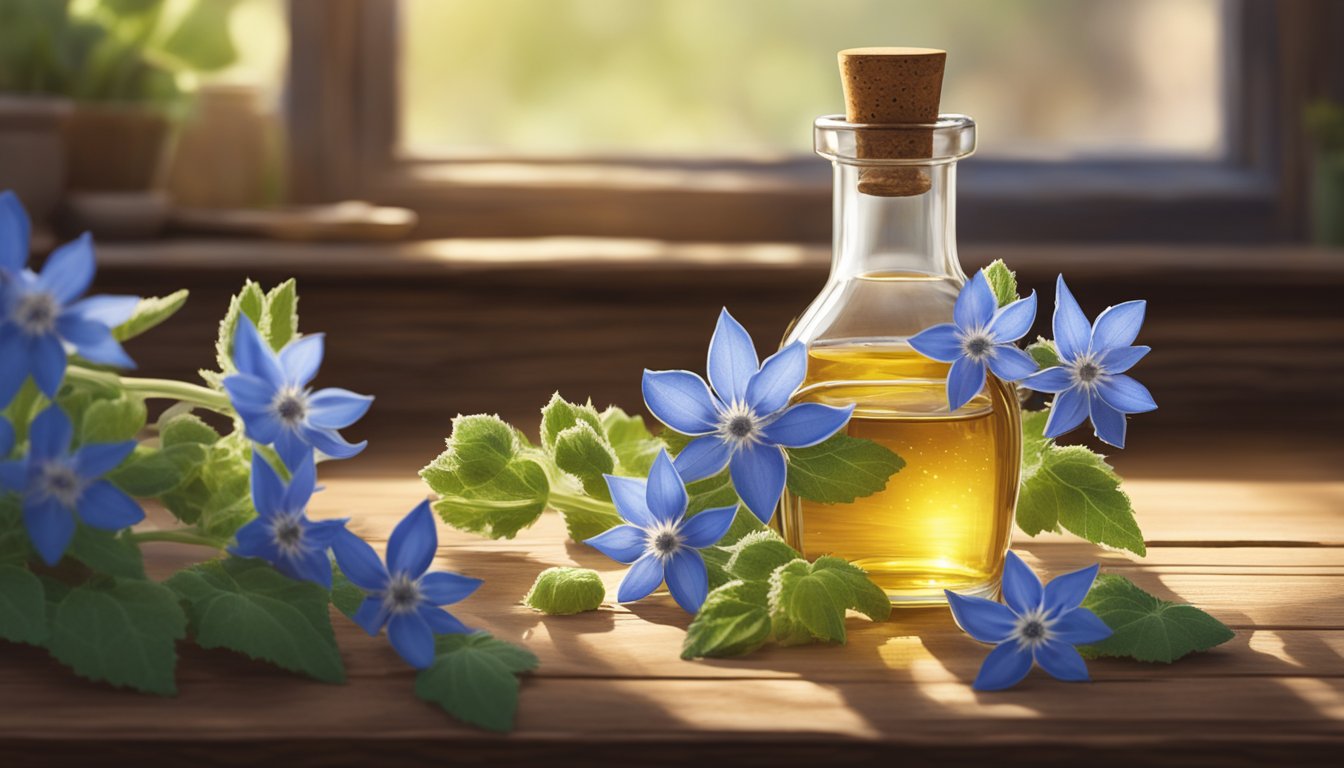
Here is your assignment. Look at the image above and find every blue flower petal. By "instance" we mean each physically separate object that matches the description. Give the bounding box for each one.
[1019,366,1072,394]
[278,333,324,387]
[616,554,664,603]
[908,323,965,363]
[232,316,285,387]
[387,499,437,578]
[0,460,23,491]
[300,424,366,461]
[388,611,436,669]
[946,356,987,411]
[985,345,1037,382]
[304,518,348,549]
[706,308,759,405]
[63,322,135,369]
[1098,345,1150,374]
[37,232,94,304]
[283,453,318,512]
[419,604,473,635]
[1042,563,1100,617]
[28,406,72,461]
[29,333,66,397]
[1088,393,1127,449]
[585,524,648,564]
[972,641,1034,691]
[250,451,286,517]
[332,528,390,591]
[274,425,313,470]
[641,369,720,435]
[72,441,135,478]
[230,518,274,559]
[419,571,483,605]
[284,549,334,589]
[946,590,1018,644]
[306,388,374,429]
[1043,386,1089,439]
[954,271,997,331]
[352,595,390,635]
[729,442,786,524]
[678,504,737,549]
[0,327,27,406]
[760,402,853,448]
[665,549,709,613]
[0,417,12,457]
[1033,639,1090,682]
[604,474,658,529]
[77,481,145,530]
[987,291,1038,342]
[1052,275,1092,361]
[672,435,732,483]
[1050,607,1113,645]
[744,341,806,415]
[223,372,279,411]
[0,190,31,273]
[1096,374,1157,414]
[23,496,76,566]
[66,295,140,327]
[1090,300,1146,353]
[1001,551,1043,614]
[644,450,688,525]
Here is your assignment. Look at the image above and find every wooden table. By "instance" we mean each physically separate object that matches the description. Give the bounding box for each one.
[4,470,1342,766]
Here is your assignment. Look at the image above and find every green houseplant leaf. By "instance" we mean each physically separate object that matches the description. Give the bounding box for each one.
[47,579,186,695]
[1080,574,1234,662]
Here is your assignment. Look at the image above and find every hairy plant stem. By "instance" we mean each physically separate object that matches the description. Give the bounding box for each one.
[66,365,233,414]
[129,529,227,549]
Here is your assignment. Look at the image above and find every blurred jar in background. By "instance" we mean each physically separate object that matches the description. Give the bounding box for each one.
[168,84,284,209]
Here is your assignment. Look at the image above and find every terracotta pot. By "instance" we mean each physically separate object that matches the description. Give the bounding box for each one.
[64,103,173,192]
[0,96,72,245]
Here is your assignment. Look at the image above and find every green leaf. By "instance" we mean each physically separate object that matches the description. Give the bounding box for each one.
[681,579,772,659]
[522,567,605,615]
[108,443,207,497]
[206,280,266,385]
[166,557,345,683]
[550,499,624,543]
[79,394,147,445]
[1026,337,1061,369]
[786,433,904,504]
[158,0,239,72]
[983,259,1019,307]
[67,527,146,580]
[159,411,220,447]
[552,422,616,501]
[539,393,604,452]
[1021,408,1052,472]
[262,279,299,350]
[111,289,188,342]
[416,633,538,732]
[1080,574,1234,662]
[724,530,798,581]
[0,565,48,646]
[0,497,30,566]
[329,567,364,620]
[600,406,664,476]
[48,579,186,695]
[686,471,741,516]
[768,559,849,645]
[811,556,891,622]
[422,415,550,539]
[1017,445,1146,555]
[701,545,733,590]
[717,504,768,546]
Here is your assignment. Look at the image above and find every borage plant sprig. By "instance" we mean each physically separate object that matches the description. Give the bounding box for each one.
[0,191,533,732]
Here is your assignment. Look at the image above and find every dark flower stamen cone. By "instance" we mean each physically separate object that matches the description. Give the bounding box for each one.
[838,47,946,197]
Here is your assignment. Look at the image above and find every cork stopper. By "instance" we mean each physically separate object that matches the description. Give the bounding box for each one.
[838,47,946,196]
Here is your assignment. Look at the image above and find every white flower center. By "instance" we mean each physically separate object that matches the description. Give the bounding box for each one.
[383,573,422,614]
[270,514,306,557]
[645,521,683,562]
[37,461,84,508]
[716,401,761,447]
[1011,607,1056,651]
[271,387,309,426]
[960,329,995,361]
[1068,353,1108,390]
[13,291,60,335]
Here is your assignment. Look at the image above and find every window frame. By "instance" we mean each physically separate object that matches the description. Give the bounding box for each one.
[287,0,1327,242]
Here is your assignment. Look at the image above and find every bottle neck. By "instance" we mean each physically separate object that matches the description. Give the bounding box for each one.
[830,161,964,283]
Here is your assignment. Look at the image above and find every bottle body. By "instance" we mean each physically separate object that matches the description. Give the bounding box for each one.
[779,116,1020,605]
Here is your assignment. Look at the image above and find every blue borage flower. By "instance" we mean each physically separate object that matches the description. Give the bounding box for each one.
[332,501,482,669]
[946,551,1112,691]
[908,270,1039,411]
[0,416,13,459]
[0,192,139,407]
[230,452,347,588]
[642,309,853,523]
[223,315,373,470]
[0,405,143,565]
[584,449,736,613]
[1019,276,1156,448]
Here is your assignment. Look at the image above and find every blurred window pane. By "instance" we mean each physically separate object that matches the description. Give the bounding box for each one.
[399,0,1227,160]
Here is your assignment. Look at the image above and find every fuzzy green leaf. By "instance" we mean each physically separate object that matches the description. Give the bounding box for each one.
[262,279,300,350]
[166,557,345,683]
[681,579,772,659]
[600,406,665,476]
[67,527,145,580]
[159,412,220,447]
[206,280,266,385]
[1080,574,1234,662]
[0,565,48,646]
[47,580,186,695]
[1026,337,1062,369]
[112,289,188,342]
[522,567,605,615]
[422,415,550,540]
[983,259,1019,307]
[724,530,798,581]
[79,394,147,445]
[768,559,849,645]
[552,422,616,501]
[811,556,891,622]
[550,500,624,543]
[539,393,604,452]
[108,443,206,497]
[1018,445,1146,555]
[785,433,904,504]
[415,633,538,732]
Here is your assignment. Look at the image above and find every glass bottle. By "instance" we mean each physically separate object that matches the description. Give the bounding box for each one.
[778,115,1021,606]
